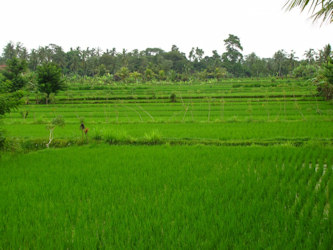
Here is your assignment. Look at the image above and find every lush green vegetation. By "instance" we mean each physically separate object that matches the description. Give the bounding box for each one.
[1,39,331,103]
[0,40,331,79]
[0,76,332,248]
[1,79,332,148]
[1,1,332,248]
[1,145,332,248]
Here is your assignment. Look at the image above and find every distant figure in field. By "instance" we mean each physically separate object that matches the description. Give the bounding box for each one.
[80,122,89,137]
[80,122,85,131]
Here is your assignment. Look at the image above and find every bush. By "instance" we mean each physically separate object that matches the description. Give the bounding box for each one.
[170,93,177,102]
[317,82,333,100]
[0,129,5,149]
[51,116,65,127]
[316,60,333,100]
[36,63,65,104]
[293,64,318,79]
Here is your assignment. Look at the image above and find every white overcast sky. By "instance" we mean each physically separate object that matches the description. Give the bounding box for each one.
[1,0,332,59]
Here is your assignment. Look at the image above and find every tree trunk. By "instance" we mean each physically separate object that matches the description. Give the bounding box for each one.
[46,128,54,148]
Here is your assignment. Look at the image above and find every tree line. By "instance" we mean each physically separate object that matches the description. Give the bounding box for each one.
[0,35,331,81]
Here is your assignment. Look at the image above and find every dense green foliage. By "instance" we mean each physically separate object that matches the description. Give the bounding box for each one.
[0,59,27,148]
[222,34,244,76]
[0,91,23,116]
[1,58,27,92]
[293,64,318,79]
[0,90,23,148]
[0,2,332,247]
[0,57,27,116]
[0,40,331,80]
[36,63,64,103]
[0,76,332,248]
[316,59,333,99]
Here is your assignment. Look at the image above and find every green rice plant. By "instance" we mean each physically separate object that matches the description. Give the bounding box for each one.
[227,115,239,122]
[92,128,102,140]
[104,129,133,144]
[32,118,45,124]
[1,79,332,149]
[143,130,162,144]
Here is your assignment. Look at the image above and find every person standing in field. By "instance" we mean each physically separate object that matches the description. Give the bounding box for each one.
[80,122,88,138]
[80,122,85,131]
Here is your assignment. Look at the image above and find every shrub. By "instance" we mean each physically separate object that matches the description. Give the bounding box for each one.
[316,60,333,100]
[0,129,5,149]
[293,64,318,79]
[170,93,177,102]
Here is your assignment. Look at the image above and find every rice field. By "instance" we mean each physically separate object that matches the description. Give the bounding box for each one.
[1,145,332,249]
[0,79,332,248]
[2,84,332,146]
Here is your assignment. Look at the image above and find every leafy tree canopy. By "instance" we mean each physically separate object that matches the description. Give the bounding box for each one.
[36,63,65,103]
[2,58,28,92]
[222,34,244,76]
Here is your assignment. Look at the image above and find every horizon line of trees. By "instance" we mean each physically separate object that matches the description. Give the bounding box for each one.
[0,35,332,81]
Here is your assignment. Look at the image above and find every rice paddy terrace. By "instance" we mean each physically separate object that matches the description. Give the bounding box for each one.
[0,78,332,248]
[2,79,332,146]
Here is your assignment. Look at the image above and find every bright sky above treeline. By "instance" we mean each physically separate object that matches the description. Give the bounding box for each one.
[1,0,332,59]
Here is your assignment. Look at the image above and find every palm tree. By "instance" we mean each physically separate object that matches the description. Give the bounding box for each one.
[284,0,333,24]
